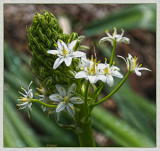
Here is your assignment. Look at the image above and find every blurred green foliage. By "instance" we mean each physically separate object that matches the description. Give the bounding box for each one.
[85,4,156,37]
[4,4,156,147]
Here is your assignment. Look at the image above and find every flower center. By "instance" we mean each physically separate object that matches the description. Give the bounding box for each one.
[103,67,110,75]
[64,96,70,102]
[62,47,69,57]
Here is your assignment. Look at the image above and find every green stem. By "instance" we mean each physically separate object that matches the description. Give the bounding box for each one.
[109,41,117,66]
[31,99,57,108]
[75,80,95,147]
[75,104,95,147]
[91,71,131,107]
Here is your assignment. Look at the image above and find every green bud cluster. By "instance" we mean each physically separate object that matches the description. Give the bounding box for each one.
[27,11,81,90]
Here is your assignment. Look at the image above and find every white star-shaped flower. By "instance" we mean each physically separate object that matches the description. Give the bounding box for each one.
[75,57,106,84]
[49,84,84,117]
[47,39,86,69]
[98,61,123,87]
[99,28,130,46]
[17,81,33,117]
[117,53,151,76]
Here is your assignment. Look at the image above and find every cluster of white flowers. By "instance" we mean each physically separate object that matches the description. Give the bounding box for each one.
[17,28,151,119]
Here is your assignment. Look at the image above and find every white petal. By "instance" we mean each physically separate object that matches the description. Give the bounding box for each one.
[55,84,66,97]
[121,37,130,44]
[88,76,97,84]
[106,75,114,87]
[96,75,107,83]
[53,57,64,69]
[134,69,142,76]
[112,71,123,78]
[99,37,110,44]
[75,71,88,79]
[60,40,70,53]
[47,50,60,55]
[57,40,63,50]
[66,102,75,117]
[72,51,86,58]
[49,94,63,102]
[56,102,66,112]
[70,97,84,104]
[67,83,76,97]
[27,89,33,98]
[17,102,28,106]
[117,55,127,64]
[137,67,151,71]
[64,57,72,66]
[28,81,33,90]
[68,40,77,50]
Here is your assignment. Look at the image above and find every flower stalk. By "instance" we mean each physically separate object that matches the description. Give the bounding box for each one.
[91,71,131,108]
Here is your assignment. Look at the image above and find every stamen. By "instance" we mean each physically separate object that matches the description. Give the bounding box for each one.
[68,39,70,43]
[113,27,117,36]
[59,39,62,43]
[54,44,57,47]
[57,95,60,98]
[105,29,109,33]
[91,55,94,62]
[113,61,115,65]
[35,93,39,95]
[71,106,74,110]
[139,64,142,67]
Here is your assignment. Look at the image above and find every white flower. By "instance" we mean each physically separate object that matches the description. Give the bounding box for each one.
[99,28,130,46]
[75,57,106,84]
[98,61,123,87]
[76,56,90,71]
[117,53,151,76]
[47,39,86,69]
[17,81,33,117]
[49,84,84,117]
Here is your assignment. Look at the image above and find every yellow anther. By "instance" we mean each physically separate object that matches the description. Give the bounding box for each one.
[76,98,80,100]
[35,93,39,95]
[21,86,23,90]
[54,53,57,56]
[71,106,74,110]
[62,101,65,104]
[56,95,60,98]
[113,61,115,65]
[68,39,70,43]
[18,107,22,110]
[105,29,109,33]
[139,64,142,67]
[80,67,84,71]
[59,39,62,42]
[18,90,20,93]
[20,96,23,99]
[20,98,29,102]
[54,44,57,47]
[96,60,101,66]
[105,58,107,62]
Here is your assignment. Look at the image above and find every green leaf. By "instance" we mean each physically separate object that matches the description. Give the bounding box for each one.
[85,4,156,37]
